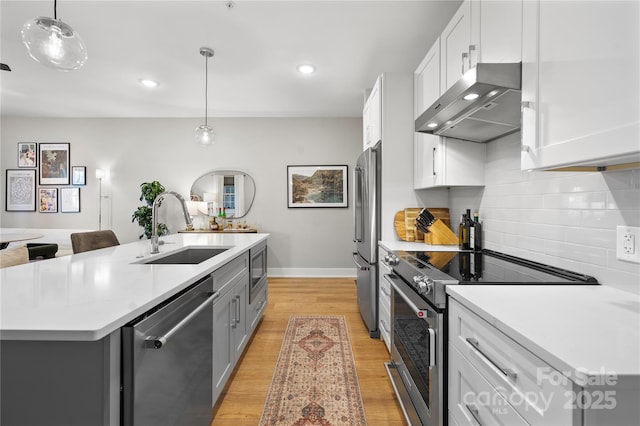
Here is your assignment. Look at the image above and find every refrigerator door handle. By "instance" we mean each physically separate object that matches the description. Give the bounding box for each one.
[354,165,364,243]
[352,253,369,271]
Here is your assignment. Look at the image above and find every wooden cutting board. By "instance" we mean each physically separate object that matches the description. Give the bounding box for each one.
[393,208,451,243]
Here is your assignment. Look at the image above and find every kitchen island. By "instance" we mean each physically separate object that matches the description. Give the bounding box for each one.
[0,232,268,426]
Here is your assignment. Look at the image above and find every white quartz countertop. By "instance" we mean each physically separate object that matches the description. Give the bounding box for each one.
[446,285,640,382]
[379,240,460,252]
[0,233,268,341]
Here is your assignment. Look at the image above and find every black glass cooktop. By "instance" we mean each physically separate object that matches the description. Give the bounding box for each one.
[396,249,598,285]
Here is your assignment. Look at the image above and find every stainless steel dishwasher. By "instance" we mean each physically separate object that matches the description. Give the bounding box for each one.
[122,275,216,426]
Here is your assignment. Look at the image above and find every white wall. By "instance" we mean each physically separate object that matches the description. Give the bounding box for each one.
[449,132,640,295]
[1,117,362,275]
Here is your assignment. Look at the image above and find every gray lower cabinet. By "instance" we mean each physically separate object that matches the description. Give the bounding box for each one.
[212,252,250,404]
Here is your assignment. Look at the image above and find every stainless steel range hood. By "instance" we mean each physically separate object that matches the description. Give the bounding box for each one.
[415,63,522,143]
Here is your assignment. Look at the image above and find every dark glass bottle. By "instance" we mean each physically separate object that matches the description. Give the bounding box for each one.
[459,209,472,249]
[471,212,482,250]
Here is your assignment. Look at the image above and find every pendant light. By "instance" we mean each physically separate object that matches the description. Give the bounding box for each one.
[195,47,215,145]
[21,0,87,71]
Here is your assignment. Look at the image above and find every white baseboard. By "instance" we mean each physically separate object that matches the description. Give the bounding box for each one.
[268,268,356,278]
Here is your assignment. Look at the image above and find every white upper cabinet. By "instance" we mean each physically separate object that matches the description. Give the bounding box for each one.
[414,38,485,189]
[440,0,521,94]
[363,76,382,150]
[415,40,441,118]
[440,0,474,93]
[521,0,640,170]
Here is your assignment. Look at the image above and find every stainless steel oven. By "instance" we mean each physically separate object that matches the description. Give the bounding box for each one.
[383,248,598,426]
[385,272,445,426]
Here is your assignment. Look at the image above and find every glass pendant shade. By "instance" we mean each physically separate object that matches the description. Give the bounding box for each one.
[195,124,215,145]
[21,16,87,71]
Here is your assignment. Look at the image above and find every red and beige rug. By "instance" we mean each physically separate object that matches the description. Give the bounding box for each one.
[259,315,367,426]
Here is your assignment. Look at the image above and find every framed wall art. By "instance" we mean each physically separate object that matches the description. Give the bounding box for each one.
[287,165,348,208]
[60,187,81,213]
[39,143,70,185]
[71,166,86,185]
[5,169,36,212]
[18,142,37,168]
[39,188,58,213]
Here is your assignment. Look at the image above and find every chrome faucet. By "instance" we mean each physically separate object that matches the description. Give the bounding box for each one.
[151,191,193,254]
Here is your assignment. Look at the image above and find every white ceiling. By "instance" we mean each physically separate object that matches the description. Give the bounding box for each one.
[0,0,461,118]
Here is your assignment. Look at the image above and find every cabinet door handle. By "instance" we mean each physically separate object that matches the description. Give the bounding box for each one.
[465,403,483,426]
[468,44,477,70]
[521,101,536,153]
[461,52,469,75]
[231,297,237,328]
[432,147,436,176]
[466,337,518,381]
[235,295,241,325]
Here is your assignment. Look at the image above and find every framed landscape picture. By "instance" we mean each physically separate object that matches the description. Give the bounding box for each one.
[39,143,70,185]
[18,142,37,168]
[287,165,348,208]
[5,169,36,211]
[39,188,58,213]
[61,187,81,212]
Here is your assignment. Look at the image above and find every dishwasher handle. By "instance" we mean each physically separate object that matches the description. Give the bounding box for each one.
[145,291,219,349]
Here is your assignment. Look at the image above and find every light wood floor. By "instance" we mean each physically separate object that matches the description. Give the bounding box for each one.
[210,277,406,425]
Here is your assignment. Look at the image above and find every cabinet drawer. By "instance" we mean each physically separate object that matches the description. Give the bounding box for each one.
[378,302,391,351]
[379,272,392,308]
[248,281,267,331]
[449,344,529,426]
[449,298,573,425]
[213,252,249,294]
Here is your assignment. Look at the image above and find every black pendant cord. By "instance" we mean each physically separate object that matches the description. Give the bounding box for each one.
[54,0,57,19]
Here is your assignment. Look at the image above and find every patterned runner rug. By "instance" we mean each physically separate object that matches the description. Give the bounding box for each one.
[259,315,367,426]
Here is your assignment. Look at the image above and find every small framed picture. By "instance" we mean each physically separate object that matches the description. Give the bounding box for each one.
[18,142,37,168]
[39,143,70,185]
[6,169,37,211]
[287,165,348,208]
[60,187,81,213]
[39,188,58,213]
[72,166,86,185]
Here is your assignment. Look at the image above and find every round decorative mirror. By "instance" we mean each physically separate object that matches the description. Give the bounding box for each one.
[190,170,256,218]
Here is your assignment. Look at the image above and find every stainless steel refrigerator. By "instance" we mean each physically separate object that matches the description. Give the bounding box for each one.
[352,141,381,338]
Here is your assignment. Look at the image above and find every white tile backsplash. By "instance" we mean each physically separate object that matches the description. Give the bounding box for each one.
[449,132,640,294]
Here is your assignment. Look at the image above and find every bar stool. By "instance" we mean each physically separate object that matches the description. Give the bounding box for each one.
[70,230,120,254]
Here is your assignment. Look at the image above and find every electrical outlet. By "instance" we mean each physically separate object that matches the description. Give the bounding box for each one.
[616,226,640,263]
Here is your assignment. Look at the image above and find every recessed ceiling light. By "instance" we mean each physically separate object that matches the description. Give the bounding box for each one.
[297,64,315,74]
[463,93,479,101]
[140,79,159,88]
[427,122,438,128]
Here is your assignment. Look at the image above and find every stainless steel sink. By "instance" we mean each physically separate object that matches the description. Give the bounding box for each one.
[138,247,229,264]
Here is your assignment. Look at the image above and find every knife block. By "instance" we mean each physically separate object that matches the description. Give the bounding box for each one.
[424,218,459,246]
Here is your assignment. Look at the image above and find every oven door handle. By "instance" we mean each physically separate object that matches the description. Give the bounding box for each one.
[428,328,436,367]
[388,274,437,367]
[388,274,427,317]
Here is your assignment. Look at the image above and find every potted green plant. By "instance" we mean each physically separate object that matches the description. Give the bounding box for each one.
[132,181,169,239]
